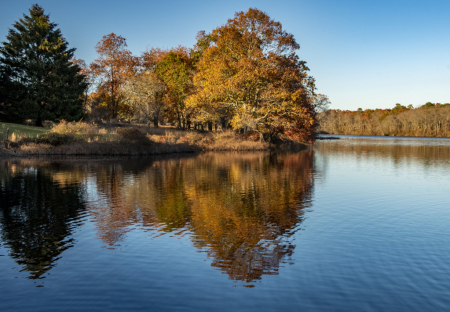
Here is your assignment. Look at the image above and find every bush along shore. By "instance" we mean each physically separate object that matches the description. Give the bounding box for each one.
[0,121,308,157]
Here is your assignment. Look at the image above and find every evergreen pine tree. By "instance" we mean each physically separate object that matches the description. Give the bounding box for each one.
[0,4,86,126]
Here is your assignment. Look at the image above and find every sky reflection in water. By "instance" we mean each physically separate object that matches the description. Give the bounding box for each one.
[1,138,450,311]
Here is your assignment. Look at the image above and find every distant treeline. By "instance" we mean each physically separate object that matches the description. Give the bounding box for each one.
[318,103,450,137]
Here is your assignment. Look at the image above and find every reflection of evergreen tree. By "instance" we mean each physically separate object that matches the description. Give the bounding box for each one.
[0,166,86,279]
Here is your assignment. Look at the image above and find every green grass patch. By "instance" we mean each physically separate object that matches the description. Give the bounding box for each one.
[0,122,47,140]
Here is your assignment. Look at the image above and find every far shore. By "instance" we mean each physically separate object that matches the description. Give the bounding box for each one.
[317,133,450,139]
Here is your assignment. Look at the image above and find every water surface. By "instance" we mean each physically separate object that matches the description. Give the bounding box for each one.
[1,137,450,311]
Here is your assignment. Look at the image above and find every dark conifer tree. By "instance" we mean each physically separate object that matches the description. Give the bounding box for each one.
[0,4,86,125]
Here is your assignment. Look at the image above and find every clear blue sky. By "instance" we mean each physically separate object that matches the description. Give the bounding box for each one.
[1,0,449,110]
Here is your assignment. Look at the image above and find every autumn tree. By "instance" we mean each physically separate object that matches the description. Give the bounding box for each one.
[0,4,86,125]
[154,48,194,129]
[88,33,137,119]
[122,71,165,126]
[313,94,331,126]
[391,103,407,114]
[187,8,317,142]
[141,47,168,71]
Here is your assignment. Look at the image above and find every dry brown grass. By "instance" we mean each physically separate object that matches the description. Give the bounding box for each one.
[1,121,307,157]
[51,120,99,135]
[195,131,269,151]
[13,141,198,156]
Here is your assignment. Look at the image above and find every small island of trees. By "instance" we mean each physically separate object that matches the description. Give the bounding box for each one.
[0,5,327,156]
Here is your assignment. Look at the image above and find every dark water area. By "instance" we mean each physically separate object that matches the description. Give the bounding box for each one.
[1,137,450,311]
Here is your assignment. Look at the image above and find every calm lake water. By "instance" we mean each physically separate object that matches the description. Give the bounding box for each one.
[1,136,450,311]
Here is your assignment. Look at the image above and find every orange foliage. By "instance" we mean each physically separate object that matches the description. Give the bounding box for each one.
[85,9,322,141]
[87,33,139,118]
[187,8,317,143]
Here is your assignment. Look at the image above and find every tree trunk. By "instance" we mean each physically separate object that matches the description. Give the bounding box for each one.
[220,117,226,129]
[36,112,43,127]
[177,112,182,129]
[111,83,117,119]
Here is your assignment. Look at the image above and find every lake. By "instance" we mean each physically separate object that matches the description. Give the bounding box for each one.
[1,136,450,311]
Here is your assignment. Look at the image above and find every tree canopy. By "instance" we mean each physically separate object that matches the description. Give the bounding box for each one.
[186,8,317,142]
[122,70,165,127]
[1,6,324,142]
[83,8,321,142]
[87,33,138,119]
[0,4,86,126]
[154,48,194,128]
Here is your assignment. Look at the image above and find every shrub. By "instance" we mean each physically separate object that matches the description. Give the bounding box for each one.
[200,137,214,144]
[51,120,98,135]
[176,136,190,144]
[42,120,56,129]
[117,128,149,143]
[28,133,78,146]
[148,135,160,142]
[185,132,200,143]
[158,137,167,143]
[165,132,177,144]
[243,131,261,141]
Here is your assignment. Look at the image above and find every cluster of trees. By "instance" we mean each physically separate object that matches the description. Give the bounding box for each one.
[0,5,86,126]
[319,103,450,137]
[0,4,322,143]
[83,8,321,142]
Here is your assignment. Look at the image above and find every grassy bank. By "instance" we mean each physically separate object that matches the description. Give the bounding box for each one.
[0,122,47,140]
[1,121,306,157]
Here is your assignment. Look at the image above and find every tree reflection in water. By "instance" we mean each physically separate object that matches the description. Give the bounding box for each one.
[0,152,315,283]
[87,152,315,282]
[0,161,87,279]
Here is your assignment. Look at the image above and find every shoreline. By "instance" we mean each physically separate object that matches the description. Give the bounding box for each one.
[0,140,309,158]
[318,133,450,140]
